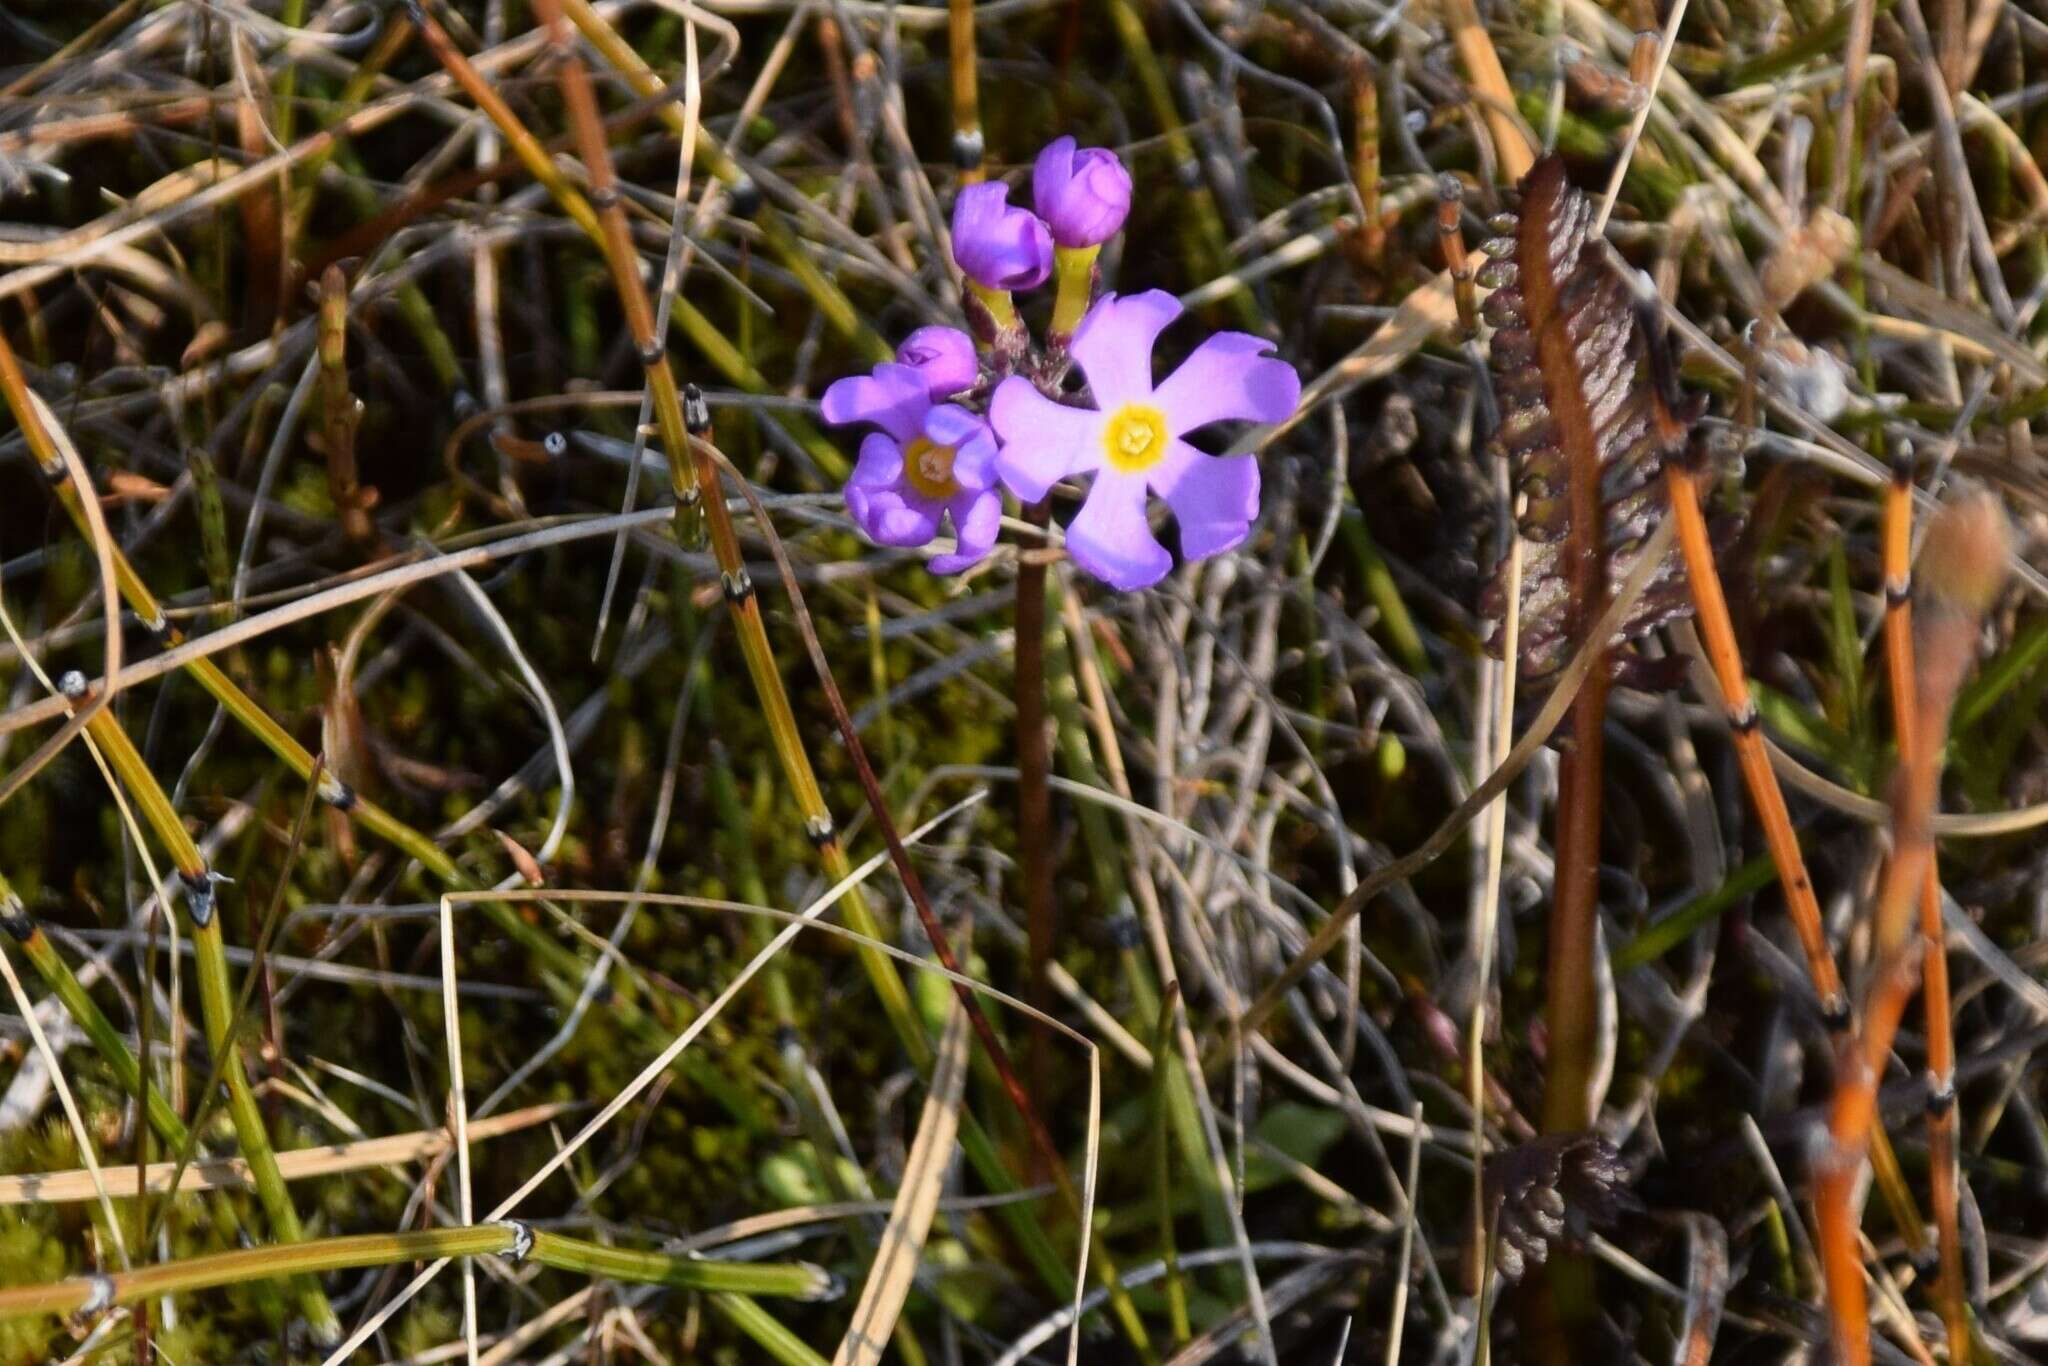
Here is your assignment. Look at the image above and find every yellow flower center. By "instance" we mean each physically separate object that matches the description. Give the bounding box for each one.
[1101,403,1168,474]
[901,436,960,500]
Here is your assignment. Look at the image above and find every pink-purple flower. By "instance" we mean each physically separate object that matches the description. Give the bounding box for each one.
[823,361,1001,574]
[1033,137,1132,249]
[950,181,1053,290]
[990,290,1300,590]
[894,325,978,398]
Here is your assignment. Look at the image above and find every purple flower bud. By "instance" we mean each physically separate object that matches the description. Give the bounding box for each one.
[950,181,1052,290]
[895,326,979,398]
[1033,136,1132,249]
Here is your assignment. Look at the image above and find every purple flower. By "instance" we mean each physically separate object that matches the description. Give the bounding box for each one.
[895,325,978,398]
[950,181,1053,290]
[1033,137,1132,248]
[990,290,1299,591]
[822,362,1001,574]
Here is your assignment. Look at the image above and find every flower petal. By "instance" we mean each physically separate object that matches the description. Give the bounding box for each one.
[1153,442,1259,561]
[1065,471,1170,591]
[925,404,999,492]
[821,362,931,444]
[950,425,1000,492]
[1068,290,1179,407]
[951,181,1053,290]
[895,325,979,397]
[931,489,1002,574]
[991,376,1105,501]
[848,432,904,489]
[1151,332,1301,434]
[923,402,986,449]
[857,487,943,547]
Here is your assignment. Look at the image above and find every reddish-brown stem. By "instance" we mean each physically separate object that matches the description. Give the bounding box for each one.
[1880,459,1969,1364]
[1015,507,1056,1154]
[1818,492,2008,1366]
[1439,177,1477,338]
[1666,464,1849,1025]
[1515,161,1610,1136]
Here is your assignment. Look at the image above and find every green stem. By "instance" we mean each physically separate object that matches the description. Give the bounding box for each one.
[65,697,338,1342]
[0,1224,832,1322]
[527,1230,834,1298]
[708,1292,832,1366]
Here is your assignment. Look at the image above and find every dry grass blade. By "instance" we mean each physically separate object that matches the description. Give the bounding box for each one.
[0,1103,577,1206]
[831,1001,971,1366]
[1672,1213,1729,1366]
[1440,0,1534,179]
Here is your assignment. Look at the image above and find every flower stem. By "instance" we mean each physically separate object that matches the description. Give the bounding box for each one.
[1014,517,1056,1153]
[1050,245,1099,341]
[969,281,1019,333]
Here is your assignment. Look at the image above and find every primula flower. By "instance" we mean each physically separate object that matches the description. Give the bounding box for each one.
[990,290,1300,591]
[1033,137,1132,249]
[894,325,978,398]
[823,362,1001,573]
[950,181,1053,290]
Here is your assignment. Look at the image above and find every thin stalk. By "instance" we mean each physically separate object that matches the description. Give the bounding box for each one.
[1532,227,1611,1139]
[1349,68,1384,272]
[1817,493,2008,1366]
[1879,458,1968,1364]
[1665,465,1849,1025]
[1016,532,1056,1131]
[316,264,376,546]
[184,445,235,627]
[948,0,985,182]
[1666,462,1929,1242]
[709,1292,832,1366]
[514,0,920,1050]
[1439,179,1478,338]
[0,1223,831,1322]
[58,681,337,1343]
[526,1229,835,1298]
[1149,985,1192,1346]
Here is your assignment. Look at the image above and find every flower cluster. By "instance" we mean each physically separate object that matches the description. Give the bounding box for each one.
[822,137,1299,591]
